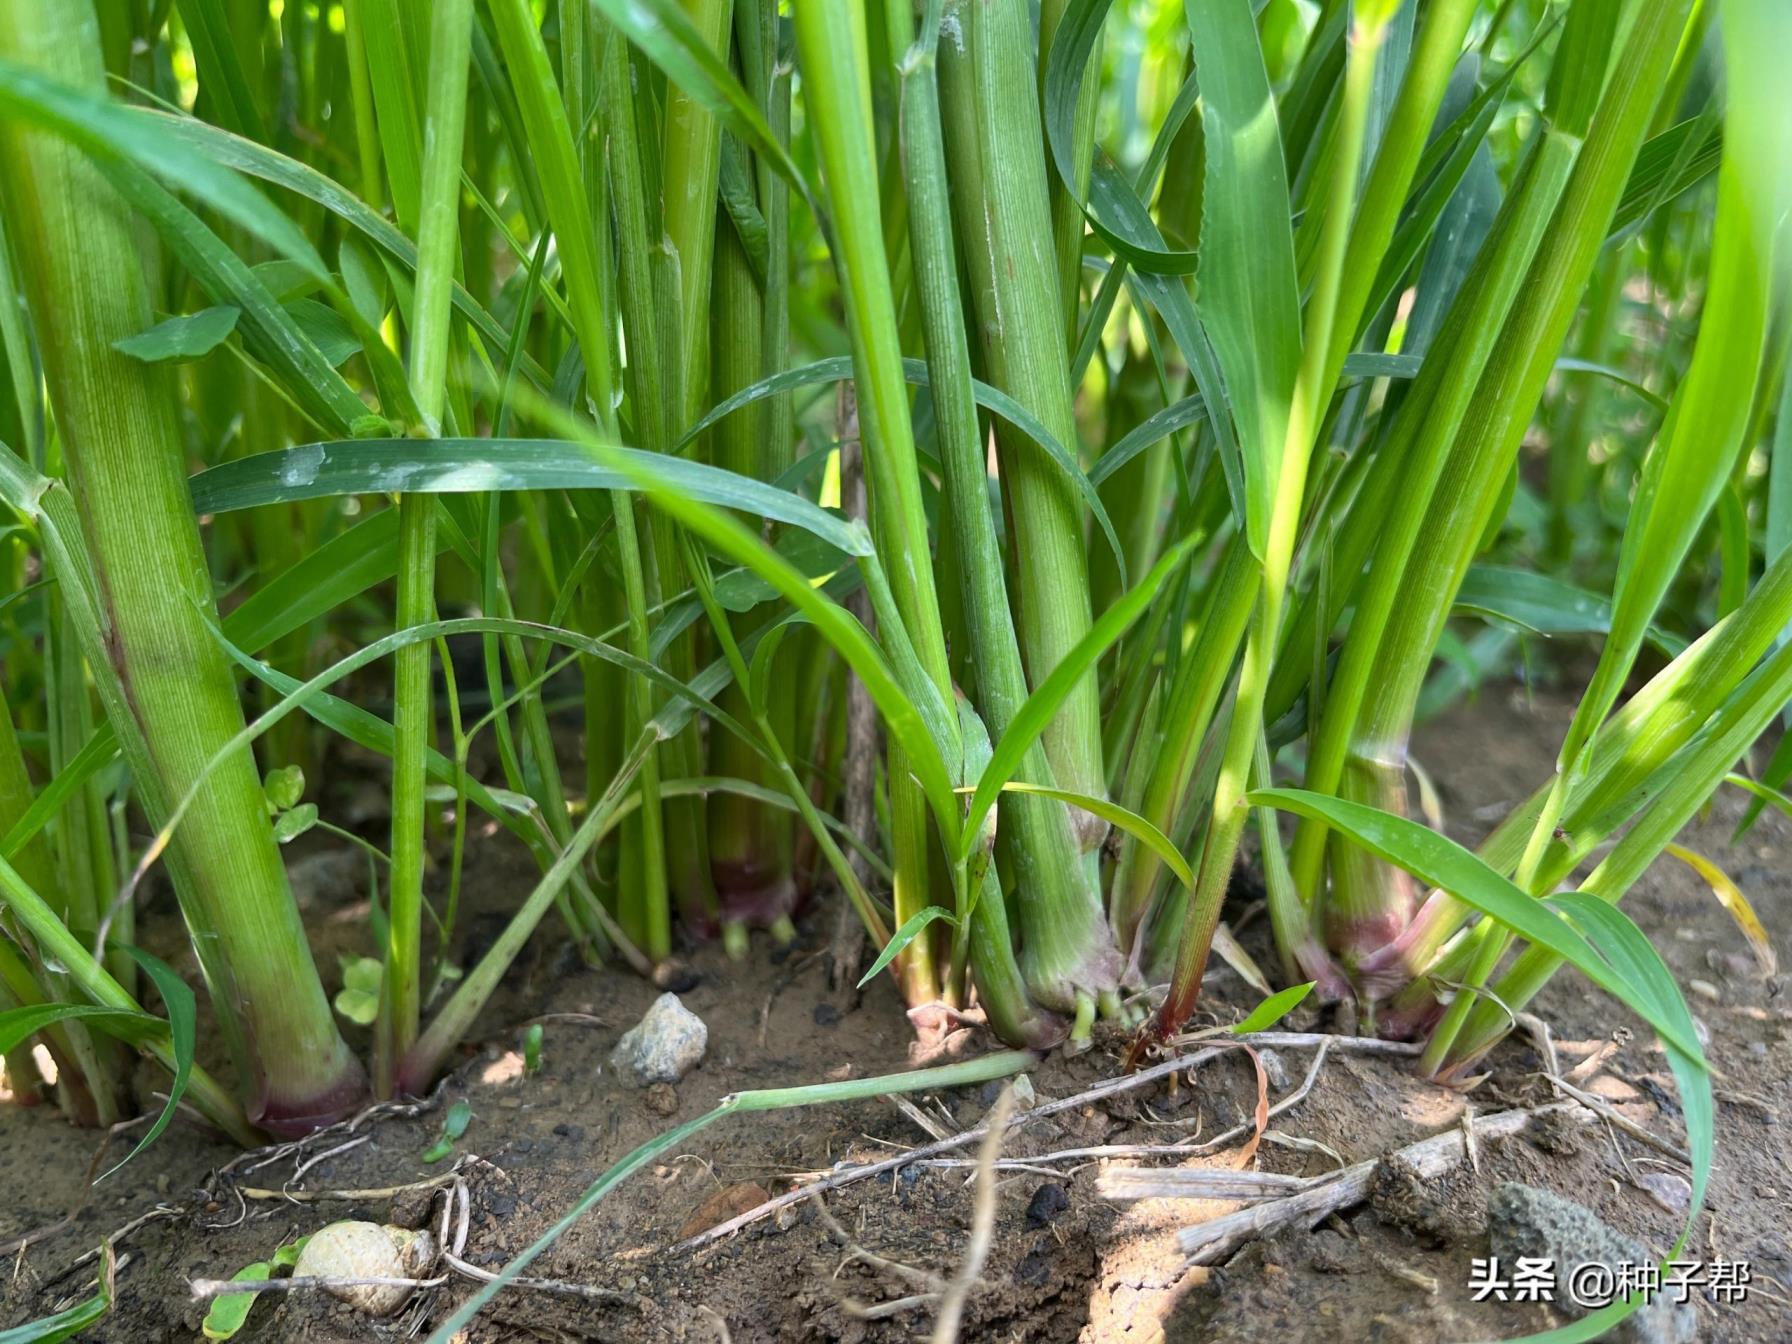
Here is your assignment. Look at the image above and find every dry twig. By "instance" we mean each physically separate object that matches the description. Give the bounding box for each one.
[675,1034,1383,1252]
[1099,1100,1596,1264]
[930,1085,1013,1344]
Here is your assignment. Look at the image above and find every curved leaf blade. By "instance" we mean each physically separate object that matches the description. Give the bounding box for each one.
[188,439,871,558]
[857,906,955,990]
[1248,788,1706,1063]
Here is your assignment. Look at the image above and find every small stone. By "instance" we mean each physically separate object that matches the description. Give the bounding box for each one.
[774,1203,802,1231]
[1024,1183,1070,1229]
[644,1082,679,1115]
[610,993,708,1085]
[1637,1171,1691,1216]
[1688,979,1719,1001]
[812,1002,842,1027]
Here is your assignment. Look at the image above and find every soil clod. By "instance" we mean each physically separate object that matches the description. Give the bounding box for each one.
[1488,1182,1696,1344]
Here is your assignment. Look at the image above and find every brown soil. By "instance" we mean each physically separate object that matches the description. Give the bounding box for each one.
[1,683,1788,1342]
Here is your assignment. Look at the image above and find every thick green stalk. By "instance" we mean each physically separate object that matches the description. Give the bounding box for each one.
[707,0,799,939]
[597,23,678,956]
[706,204,795,933]
[1128,0,1477,937]
[0,0,361,1132]
[937,0,1105,836]
[377,0,473,1096]
[794,7,952,692]
[1424,0,1776,1067]
[1309,0,1689,1035]
[1294,126,1588,949]
[897,6,1100,1030]
[657,0,734,919]
[795,0,960,1006]
[1151,5,1383,1045]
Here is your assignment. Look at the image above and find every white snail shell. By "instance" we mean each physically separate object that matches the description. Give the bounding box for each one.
[292,1221,438,1316]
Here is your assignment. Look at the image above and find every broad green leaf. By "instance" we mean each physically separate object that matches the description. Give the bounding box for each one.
[112,306,239,363]
[1548,889,1712,1212]
[282,299,359,368]
[1455,565,1685,654]
[1231,982,1315,1035]
[0,59,326,277]
[139,109,544,387]
[188,439,871,558]
[222,506,446,655]
[272,803,318,843]
[0,1002,159,1055]
[857,906,955,989]
[262,765,304,812]
[250,259,320,302]
[0,1270,109,1343]
[1044,0,1197,274]
[1182,0,1301,559]
[1248,788,1705,1062]
[94,157,367,434]
[200,1262,270,1341]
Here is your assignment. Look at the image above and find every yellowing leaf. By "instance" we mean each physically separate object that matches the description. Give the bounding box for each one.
[1663,843,1777,976]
